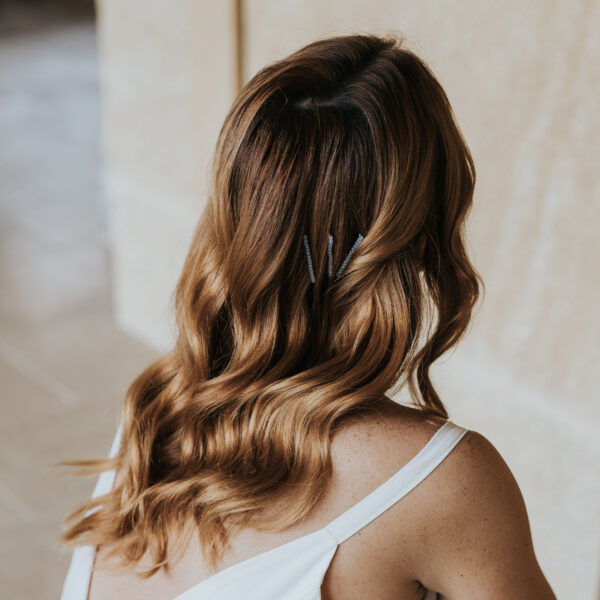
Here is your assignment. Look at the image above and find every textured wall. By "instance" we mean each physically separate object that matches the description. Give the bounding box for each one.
[97,1,599,597]
[95,1,239,349]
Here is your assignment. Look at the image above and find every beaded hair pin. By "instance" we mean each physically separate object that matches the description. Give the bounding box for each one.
[302,233,364,284]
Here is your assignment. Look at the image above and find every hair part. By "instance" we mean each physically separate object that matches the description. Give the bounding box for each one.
[59,32,483,577]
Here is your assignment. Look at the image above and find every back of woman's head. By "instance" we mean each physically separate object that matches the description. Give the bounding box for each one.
[60,33,483,576]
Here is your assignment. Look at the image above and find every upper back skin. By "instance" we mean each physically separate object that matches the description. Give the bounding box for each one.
[87,398,555,600]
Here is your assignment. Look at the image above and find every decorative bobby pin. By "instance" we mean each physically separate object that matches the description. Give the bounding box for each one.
[303,232,364,284]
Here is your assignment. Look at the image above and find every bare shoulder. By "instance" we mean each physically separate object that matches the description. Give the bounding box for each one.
[329,399,447,459]
[330,405,555,599]
[411,427,557,600]
[328,399,453,493]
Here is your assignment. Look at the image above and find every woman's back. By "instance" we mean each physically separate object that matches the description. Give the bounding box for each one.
[65,400,554,599]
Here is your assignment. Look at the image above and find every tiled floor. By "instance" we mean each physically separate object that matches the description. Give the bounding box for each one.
[0,10,159,599]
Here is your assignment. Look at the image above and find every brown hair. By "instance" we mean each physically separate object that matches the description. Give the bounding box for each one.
[59,33,483,576]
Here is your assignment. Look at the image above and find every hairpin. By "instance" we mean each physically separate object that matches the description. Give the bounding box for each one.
[303,232,364,284]
[302,234,316,284]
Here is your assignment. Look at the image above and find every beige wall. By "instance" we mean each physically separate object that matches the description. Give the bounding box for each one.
[96,1,600,597]
[95,1,239,349]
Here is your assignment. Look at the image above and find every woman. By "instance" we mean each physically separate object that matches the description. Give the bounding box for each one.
[59,34,556,599]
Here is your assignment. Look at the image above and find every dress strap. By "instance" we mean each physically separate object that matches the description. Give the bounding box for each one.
[325,420,468,544]
[59,421,123,600]
[90,420,122,500]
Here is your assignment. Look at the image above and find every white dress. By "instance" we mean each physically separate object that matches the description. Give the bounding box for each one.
[61,419,468,600]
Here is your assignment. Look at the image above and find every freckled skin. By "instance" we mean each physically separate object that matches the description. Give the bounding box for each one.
[88,398,556,600]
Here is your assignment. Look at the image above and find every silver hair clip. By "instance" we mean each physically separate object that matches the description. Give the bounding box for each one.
[303,232,364,284]
[327,234,334,277]
[335,233,364,277]
[302,234,316,284]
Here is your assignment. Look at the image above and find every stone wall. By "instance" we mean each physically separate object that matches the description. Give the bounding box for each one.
[95,1,239,348]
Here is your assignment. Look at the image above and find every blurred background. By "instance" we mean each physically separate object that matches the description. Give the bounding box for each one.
[0,1,598,598]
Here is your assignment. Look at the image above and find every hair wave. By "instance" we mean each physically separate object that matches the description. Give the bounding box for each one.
[59,33,483,576]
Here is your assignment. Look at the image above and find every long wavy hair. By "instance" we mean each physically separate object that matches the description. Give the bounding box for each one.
[59,33,483,577]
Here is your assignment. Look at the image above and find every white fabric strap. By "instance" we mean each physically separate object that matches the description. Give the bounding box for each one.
[90,420,122,499]
[60,421,122,600]
[326,420,468,544]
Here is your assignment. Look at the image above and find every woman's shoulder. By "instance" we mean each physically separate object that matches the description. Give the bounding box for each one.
[343,402,553,598]
[330,405,525,534]
[330,398,519,522]
[328,398,461,472]
[326,398,476,534]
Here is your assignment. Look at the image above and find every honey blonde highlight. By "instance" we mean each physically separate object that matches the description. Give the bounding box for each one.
[59,33,483,577]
